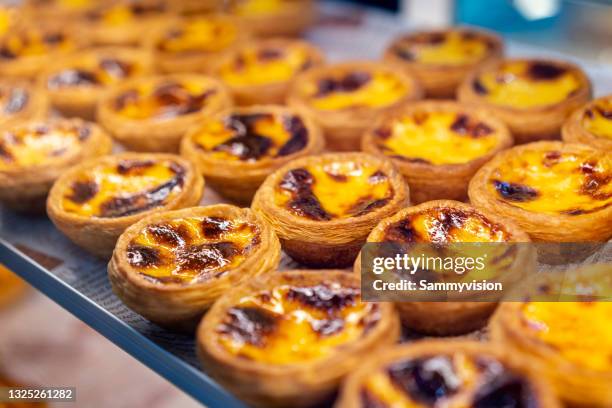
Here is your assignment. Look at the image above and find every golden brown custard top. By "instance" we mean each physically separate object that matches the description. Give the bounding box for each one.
[374,111,501,165]
[0,7,18,37]
[360,353,539,407]
[0,83,29,117]
[582,97,612,141]
[488,149,612,215]
[274,162,394,221]
[521,302,612,372]
[219,43,313,86]
[47,54,143,89]
[472,61,581,108]
[85,1,166,26]
[0,121,90,170]
[112,80,219,120]
[216,282,379,364]
[156,17,238,54]
[297,70,408,111]
[231,0,288,15]
[61,158,185,218]
[0,28,74,60]
[392,30,494,66]
[126,216,260,285]
[191,112,308,162]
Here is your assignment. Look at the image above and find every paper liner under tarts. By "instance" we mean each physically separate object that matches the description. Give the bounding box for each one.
[287,61,423,152]
[353,200,534,335]
[334,340,562,408]
[362,100,513,204]
[96,74,233,153]
[197,270,401,408]
[108,204,281,332]
[0,119,112,214]
[457,58,591,144]
[46,153,204,258]
[251,152,410,268]
[562,96,612,151]
[180,105,325,205]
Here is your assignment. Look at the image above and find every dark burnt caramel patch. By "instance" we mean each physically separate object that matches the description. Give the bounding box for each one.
[48,69,99,88]
[218,306,279,347]
[493,180,539,202]
[279,168,331,221]
[67,180,98,204]
[99,58,132,79]
[286,284,358,311]
[316,71,372,97]
[527,62,566,81]
[127,244,162,268]
[450,114,493,138]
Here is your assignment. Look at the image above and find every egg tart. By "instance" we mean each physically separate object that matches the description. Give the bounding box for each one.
[151,15,246,75]
[0,263,28,309]
[491,264,612,407]
[458,58,591,144]
[216,38,324,106]
[468,141,612,244]
[47,153,204,257]
[42,47,153,120]
[0,6,22,36]
[197,270,400,408]
[0,25,80,79]
[354,200,533,335]
[384,28,503,98]
[0,119,112,214]
[362,101,512,203]
[252,152,409,268]
[335,340,561,408]
[0,80,49,129]
[563,94,612,151]
[288,61,423,151]
[109,204,280,330]
[181,105,324,205]
[228,0,316,37]
[97,74,232,152]
[170,0,224,14]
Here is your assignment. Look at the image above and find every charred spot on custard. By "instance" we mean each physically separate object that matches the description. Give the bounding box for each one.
[218,306,279,347]
[279,168,331,221]
[384,219,416,243]
[117,159,155,175]
[67,180,98,204]
[153,82,215,116]
[99,58,132,79]
[175,241,239,272]
[127,244,163,268]
[200,216,232,239]
[286,284,358,311]
[527,62,566,81]
[348,195,390,217]
[316,71,372,97]
[148,223,192,247]
[48,69,99,88]
[493,180,539,202]
[114,89,139,110]
[450,114,493,138]
[257,48,283,61]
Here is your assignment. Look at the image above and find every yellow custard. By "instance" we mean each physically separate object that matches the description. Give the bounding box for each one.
[0,29,74,59]
[216,283,376,364]
[157,18,238,54]
[275,162,394,220]
[232,0,284,15]
[0,263,26,307]
[582,97,612,140]
[0,122,88,170]
[396,31,490,65]
[61,159,185,218]
[303,71,407,111]
[522,302,612,372]
[127,216,260,284]
[219,44,311,86]
[376,112,500,165]
[0,7,17,36]
[489,149,612,215]
[475,61,580,108]
[47,54,141,88]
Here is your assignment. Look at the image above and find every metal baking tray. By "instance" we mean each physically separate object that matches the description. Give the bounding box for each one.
[1,3,611,407]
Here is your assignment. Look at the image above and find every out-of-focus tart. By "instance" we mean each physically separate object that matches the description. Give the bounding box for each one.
[215,38,324,106]
[335,340,561,408]
[384,28,503,98]
[458,58,591,144]
[0,119,112,213]
[0,80,49,128]
[0,26,80,79]
[42,47,153,120]
[563,94,612,151]
[362,100,512,203]
[0,6,22,36]
[491,264,612,407]
[197,270,400,408]
[109,204,280,330]
[355,200,533,335]
[24,0,96,20]
[170,0,224,14]
[288,61,423,151]
[97,74,232,152]
[252,152,409,267]
[0,263,28,309]
[228,0,316,37]
[181,105,324,204]
[469,141,611,243]
[151,15,246,75]
[47,153,204,257]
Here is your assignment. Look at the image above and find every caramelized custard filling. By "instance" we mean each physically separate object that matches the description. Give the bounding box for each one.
[0,84,28,115]
[374,111,500,165]
[113,81,218,120]
[0,29,74,59]
[48,56,137,88]
[192,112,308,161]
[301,70,408,111]
[521,302,612,372]
[231,0,287,15]
[0,122,89,170]
[582,97,612,140]
[156,18,238,53]
[126,216,260,285]
[473,61,581,108]
[393,30,492,66]
[488,149,612,215]
[61,159,185,217]
[361,354,537,408]
[274,162,394,220]
[216,282,379,364]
